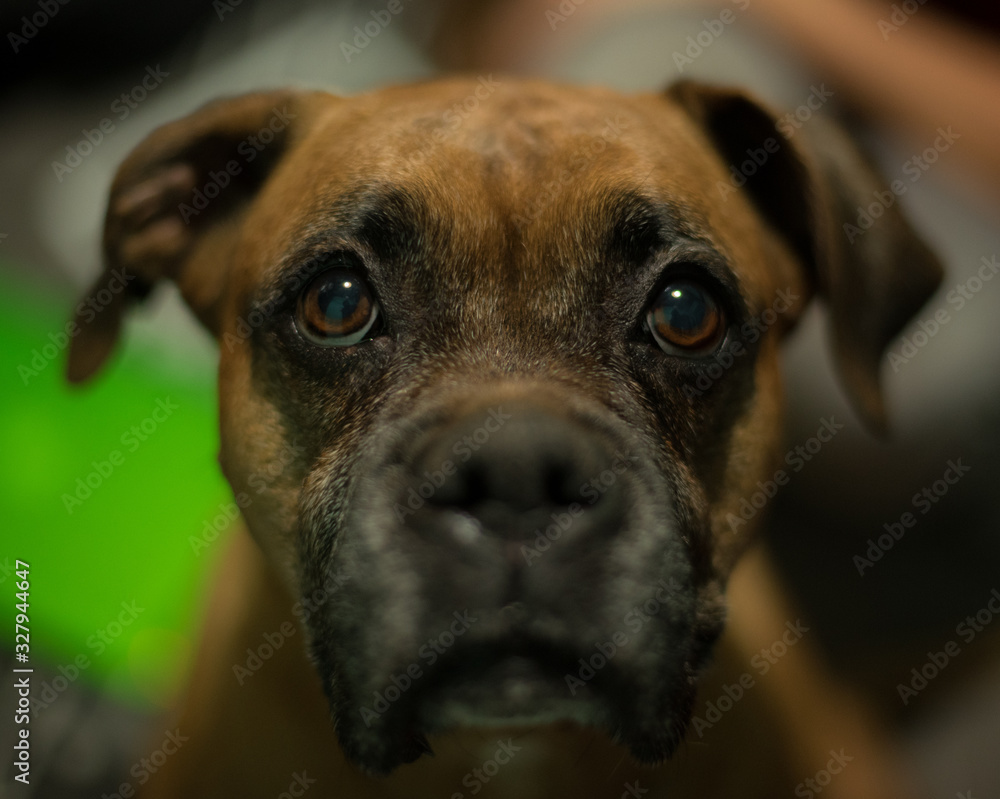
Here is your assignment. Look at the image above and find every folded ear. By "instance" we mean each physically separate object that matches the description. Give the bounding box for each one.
[667,81,944,434]
[67,89,324,383]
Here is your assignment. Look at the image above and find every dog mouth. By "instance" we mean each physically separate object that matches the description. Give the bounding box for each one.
[333,631,698,776]
[308,400,714,775]
[411,638,614,730]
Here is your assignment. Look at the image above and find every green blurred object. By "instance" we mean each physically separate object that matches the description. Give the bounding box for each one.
[0,265,230,708]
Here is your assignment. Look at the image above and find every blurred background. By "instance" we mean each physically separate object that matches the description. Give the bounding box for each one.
[1,0,998,795]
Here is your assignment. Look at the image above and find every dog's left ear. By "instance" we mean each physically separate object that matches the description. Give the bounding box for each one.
[667,81,944,434]
[67,89,328,383]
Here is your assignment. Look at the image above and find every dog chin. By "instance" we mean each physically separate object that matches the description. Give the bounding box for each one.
[330,642,695,776]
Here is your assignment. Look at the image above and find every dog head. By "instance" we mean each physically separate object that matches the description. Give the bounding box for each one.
[68,77,941,774]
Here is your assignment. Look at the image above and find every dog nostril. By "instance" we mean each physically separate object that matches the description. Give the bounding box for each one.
[410,408,624,527]
[428,463,490,509]
[544,463,587,508]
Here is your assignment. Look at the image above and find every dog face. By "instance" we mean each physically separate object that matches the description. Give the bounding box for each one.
[69,78,941,775]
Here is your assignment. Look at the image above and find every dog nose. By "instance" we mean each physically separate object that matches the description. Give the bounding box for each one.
[410,406,626,539]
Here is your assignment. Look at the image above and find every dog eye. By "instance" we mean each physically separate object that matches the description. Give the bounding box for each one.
[296,268,380,346]
[646,280,725,354]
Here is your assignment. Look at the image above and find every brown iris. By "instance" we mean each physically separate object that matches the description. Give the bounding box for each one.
[296,268,379,346]
[647,280,725,353]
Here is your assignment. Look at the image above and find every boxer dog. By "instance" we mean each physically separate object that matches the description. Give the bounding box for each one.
[68,77,941,798]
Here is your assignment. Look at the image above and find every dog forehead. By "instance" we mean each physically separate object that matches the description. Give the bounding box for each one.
[278,79,722,216]
[238,79,785,309]
[312,78,676,162]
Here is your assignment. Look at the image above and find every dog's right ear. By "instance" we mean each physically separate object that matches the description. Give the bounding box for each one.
[67,89,326,383]
[667,81,943,434]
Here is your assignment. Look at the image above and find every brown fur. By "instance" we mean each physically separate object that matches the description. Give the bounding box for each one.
[68,77,941,798]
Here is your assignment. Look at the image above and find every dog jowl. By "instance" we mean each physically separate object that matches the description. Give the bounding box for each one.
[67,78,941,776]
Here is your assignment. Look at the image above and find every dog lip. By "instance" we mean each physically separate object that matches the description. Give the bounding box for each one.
[415,635,577,688]
[408,637,611,732]
[387,632,636,730]
[337,629,699,774]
